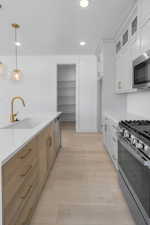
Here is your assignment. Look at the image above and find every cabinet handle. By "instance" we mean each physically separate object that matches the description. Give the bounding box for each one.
[20,165,32,177]
[21,185,32,199]
[20,148,32,159]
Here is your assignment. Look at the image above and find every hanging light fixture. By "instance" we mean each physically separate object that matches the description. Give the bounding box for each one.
[11,23,22,81]
[0,62,5,78]
[80,0,89,8]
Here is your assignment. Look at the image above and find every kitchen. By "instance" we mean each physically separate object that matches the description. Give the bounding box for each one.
[0,0,150,225]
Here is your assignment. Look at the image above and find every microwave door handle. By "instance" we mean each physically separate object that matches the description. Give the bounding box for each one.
[119,138,150,167]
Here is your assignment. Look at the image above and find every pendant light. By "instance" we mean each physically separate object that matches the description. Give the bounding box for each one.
[0,62,5,78]
[80,0,89,8]
[11,23,22,81]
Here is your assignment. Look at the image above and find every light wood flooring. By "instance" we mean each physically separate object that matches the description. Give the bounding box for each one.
[30,122,136,225]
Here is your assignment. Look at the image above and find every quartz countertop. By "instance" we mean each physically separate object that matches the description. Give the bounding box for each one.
[0,112,61,225]
[104,111,148,124]
[0,112,61,165]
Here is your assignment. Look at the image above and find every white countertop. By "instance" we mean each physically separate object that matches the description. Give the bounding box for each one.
[0,112,61,225]
[104,111,148,124]
[0,112,61,165]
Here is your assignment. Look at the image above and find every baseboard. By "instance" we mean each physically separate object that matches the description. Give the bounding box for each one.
[76,128,98,133]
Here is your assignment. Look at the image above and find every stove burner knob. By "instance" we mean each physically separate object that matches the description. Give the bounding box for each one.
[130,135,135,143]
[136,142,144,149]
[119,128,124,135]
[144,145,150,153]
[132,138,137,145]
[124,130,130,138]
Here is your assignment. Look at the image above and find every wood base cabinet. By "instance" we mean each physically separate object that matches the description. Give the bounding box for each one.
[2,120,61,225]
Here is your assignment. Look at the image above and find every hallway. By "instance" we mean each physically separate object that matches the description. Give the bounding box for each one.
[30,123,135,225]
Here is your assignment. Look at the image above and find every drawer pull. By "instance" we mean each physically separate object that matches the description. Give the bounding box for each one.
[20,148,32,159]
[20,165,32,177]
[21,185,32,200]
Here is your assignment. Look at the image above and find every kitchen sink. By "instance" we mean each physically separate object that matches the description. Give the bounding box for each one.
[1,117,43,129]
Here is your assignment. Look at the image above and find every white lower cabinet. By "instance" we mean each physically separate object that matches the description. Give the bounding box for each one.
[103,115,118,169]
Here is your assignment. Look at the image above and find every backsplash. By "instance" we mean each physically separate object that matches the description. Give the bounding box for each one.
[127,91,150,119]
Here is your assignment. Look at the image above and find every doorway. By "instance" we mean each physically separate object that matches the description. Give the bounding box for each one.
[57,64,76,130]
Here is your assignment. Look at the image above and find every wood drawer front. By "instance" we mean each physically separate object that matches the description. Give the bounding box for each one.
[2,140,37,185]
[3,156,37,208]
[4,164,38,225]
[3,138,37,184]
[14,178,39,225]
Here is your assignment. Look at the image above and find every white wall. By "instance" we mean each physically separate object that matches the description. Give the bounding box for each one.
[127,91,150,119]
[78,55,97,132]
[0,55,97,132]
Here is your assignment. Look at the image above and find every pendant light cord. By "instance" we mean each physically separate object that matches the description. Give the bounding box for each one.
[15,27,18,70]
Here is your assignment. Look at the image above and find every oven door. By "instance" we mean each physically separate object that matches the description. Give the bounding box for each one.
[133,52,150,89]
[118,138,150,219]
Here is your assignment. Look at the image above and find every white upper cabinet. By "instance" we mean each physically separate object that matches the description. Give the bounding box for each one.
[141,19,150,53]
[116,46,132,93]
[138,0,150,27]
[131,32,141,61]
[115,5,138,93]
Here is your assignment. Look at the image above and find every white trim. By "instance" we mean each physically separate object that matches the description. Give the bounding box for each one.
[76,128,98,133]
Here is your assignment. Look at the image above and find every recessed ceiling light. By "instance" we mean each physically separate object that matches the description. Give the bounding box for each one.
[80,0,89,8]
[15,41,21,46]
[80,41,86,46]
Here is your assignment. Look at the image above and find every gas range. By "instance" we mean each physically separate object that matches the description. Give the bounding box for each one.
[119,120,150,158]
[118,120,150,225]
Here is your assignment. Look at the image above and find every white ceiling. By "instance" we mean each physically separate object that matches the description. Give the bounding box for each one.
[0,0,136,55]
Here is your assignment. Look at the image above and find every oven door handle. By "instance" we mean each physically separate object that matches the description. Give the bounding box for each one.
[119,138,150,168]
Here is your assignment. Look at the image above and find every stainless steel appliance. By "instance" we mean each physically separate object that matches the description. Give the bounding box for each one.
[118,120,150,225]
[133,50,150,89]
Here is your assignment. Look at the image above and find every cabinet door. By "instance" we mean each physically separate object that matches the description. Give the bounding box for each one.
[116,47,132,92]
[141,19,150,53]
[116,53,124,91]
[138,0,150,26]
[131,34,141,61]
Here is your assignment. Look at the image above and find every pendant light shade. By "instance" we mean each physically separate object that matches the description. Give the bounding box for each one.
[80,0,89,7]
[11,69,22,81]
[11,23,22,81]
[0,62,5,78]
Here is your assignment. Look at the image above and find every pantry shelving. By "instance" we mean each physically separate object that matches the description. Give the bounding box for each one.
[57,65,76,122]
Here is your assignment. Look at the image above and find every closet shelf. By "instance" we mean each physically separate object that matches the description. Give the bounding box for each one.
[58,95,75,98]
[62,112,75,114]
[57,64,76,122]
[58,103,75,106]
[58,86,76,89]
[58,80,75,83]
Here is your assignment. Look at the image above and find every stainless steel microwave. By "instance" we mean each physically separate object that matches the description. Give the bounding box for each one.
[133,50,150,89]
